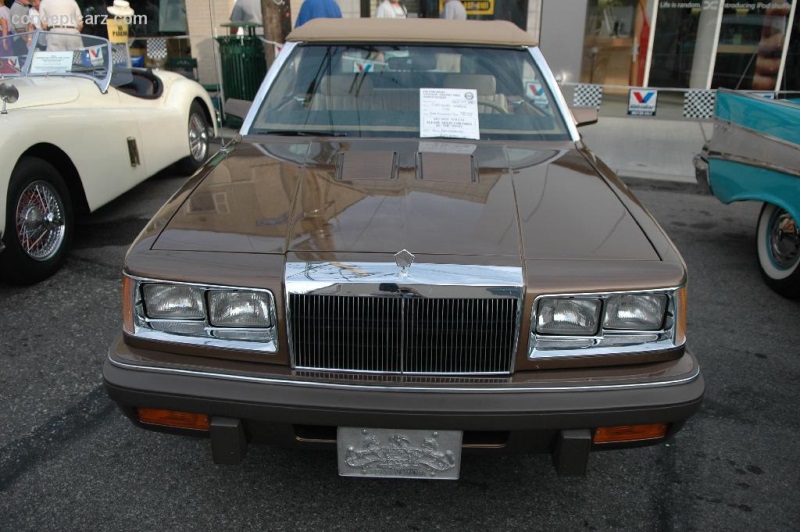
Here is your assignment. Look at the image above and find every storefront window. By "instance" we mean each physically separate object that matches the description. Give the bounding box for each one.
[649,4,710,88]
[712,2,793,90]
[581,0,643,86]
[782,2,799,90]
[412,1,527,28]
[80,0,187,37]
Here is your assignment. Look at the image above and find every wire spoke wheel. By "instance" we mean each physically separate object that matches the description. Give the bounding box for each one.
[1,157,73,285]
[15,180,66,261]
[189,110,209,163]
[177,101,211,175]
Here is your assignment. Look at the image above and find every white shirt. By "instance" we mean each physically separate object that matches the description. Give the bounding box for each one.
[441,0,467,20]
[39,0,82,30]
[376,0,407,19]
[9,1,30,33]
[29,7,41,30]
[0,7,12,30]
[0,4,14,43]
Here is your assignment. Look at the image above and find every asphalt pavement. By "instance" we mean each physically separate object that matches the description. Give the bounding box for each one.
[2,182,799,531]
[1,102,792,531]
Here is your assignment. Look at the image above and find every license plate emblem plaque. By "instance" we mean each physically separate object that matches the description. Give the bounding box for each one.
[337,427,463,480]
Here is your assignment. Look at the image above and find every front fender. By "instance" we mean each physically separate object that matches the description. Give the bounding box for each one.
[0,115,37,240]
[158,72,218,138]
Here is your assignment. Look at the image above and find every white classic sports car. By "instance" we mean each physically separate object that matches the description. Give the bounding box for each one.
[0,31,217,284]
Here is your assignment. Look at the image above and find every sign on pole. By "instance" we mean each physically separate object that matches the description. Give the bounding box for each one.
[628,88,658,116]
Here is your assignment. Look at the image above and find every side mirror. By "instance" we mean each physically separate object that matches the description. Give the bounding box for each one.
[570,107,598,127]
[0,82,19,114]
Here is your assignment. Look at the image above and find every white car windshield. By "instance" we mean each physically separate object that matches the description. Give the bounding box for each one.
[0,31,112,90]
[250,44,571,141]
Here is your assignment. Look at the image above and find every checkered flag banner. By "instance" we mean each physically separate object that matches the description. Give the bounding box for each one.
[573,84,603,109]
[111,43,129,66]
[147,38,168,60]
[683,90,715,119]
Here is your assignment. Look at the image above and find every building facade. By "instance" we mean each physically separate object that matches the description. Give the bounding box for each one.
[70,1,796,92]
[541,0,799,92]
[71,1,542,86]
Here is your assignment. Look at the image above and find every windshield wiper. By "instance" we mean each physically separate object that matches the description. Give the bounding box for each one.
[255,129,348,137]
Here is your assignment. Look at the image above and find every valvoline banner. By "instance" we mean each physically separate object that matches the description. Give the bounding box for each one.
[78,45,105,68]
[628,89,658,116]
[525,80,548,107]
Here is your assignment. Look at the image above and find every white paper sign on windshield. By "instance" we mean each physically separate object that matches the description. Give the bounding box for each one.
[419,88,480,140]
[30,51,73,74]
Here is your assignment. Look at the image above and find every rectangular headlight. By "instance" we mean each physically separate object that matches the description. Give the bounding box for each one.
[603,294,667,330]
[529,289,683,361]
[536,298,601,336]
[208,290,273,328]
[143,284,205,320]
[128,276,279,354]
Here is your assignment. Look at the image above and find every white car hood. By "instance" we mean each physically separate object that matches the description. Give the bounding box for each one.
[0,77,81,110]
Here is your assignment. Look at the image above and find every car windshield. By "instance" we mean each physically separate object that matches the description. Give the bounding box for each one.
[0,31,112,90]
[250,44,571,141]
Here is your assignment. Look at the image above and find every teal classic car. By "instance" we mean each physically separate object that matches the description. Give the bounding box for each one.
[695,89,800,299]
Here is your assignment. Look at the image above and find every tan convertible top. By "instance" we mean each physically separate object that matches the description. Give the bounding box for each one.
[287,18,538,47]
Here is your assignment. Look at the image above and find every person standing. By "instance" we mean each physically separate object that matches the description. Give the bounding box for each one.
[9,0,30,34]
[0,3,12,55]
[39,0,82,51]
[440,0,466,20]
[295,0,341,28]
[229,0,263,34]
[80,0,108,38]
[26,0,40,32]
[26,0,44,49]
[375,0,406,19]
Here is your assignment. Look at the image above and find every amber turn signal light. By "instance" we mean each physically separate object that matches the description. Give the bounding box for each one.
[593,423,669,444]
[137,408,210,431]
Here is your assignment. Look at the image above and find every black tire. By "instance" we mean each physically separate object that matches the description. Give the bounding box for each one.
[176,101,211,176]
[0,157,73,285]
[756,202,800,299]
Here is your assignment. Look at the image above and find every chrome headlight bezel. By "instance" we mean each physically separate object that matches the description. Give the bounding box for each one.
[529,287,685,360]
[125,275,279,354]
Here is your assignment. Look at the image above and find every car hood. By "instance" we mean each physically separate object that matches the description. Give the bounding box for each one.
[0,76,81,109]
[153,138,658,261]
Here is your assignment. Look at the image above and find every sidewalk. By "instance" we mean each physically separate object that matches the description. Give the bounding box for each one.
[581,117,709,185]
[577,91,709,185]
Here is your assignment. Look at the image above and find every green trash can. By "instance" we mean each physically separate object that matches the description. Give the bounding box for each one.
[216,27,267,125]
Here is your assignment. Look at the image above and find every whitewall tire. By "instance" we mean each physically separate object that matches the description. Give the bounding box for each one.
[757,202,800,299]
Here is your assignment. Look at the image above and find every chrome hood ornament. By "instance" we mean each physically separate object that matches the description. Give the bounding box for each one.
[394,249,415,276]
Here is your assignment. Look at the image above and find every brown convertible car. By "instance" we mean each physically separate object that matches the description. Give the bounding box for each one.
[104,19,704,479]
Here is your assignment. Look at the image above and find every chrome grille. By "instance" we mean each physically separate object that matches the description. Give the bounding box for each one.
[295,371,512,384]
[289,294,518,375]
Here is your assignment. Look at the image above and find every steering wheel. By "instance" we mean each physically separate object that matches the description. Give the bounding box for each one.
[478,100,511,114]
